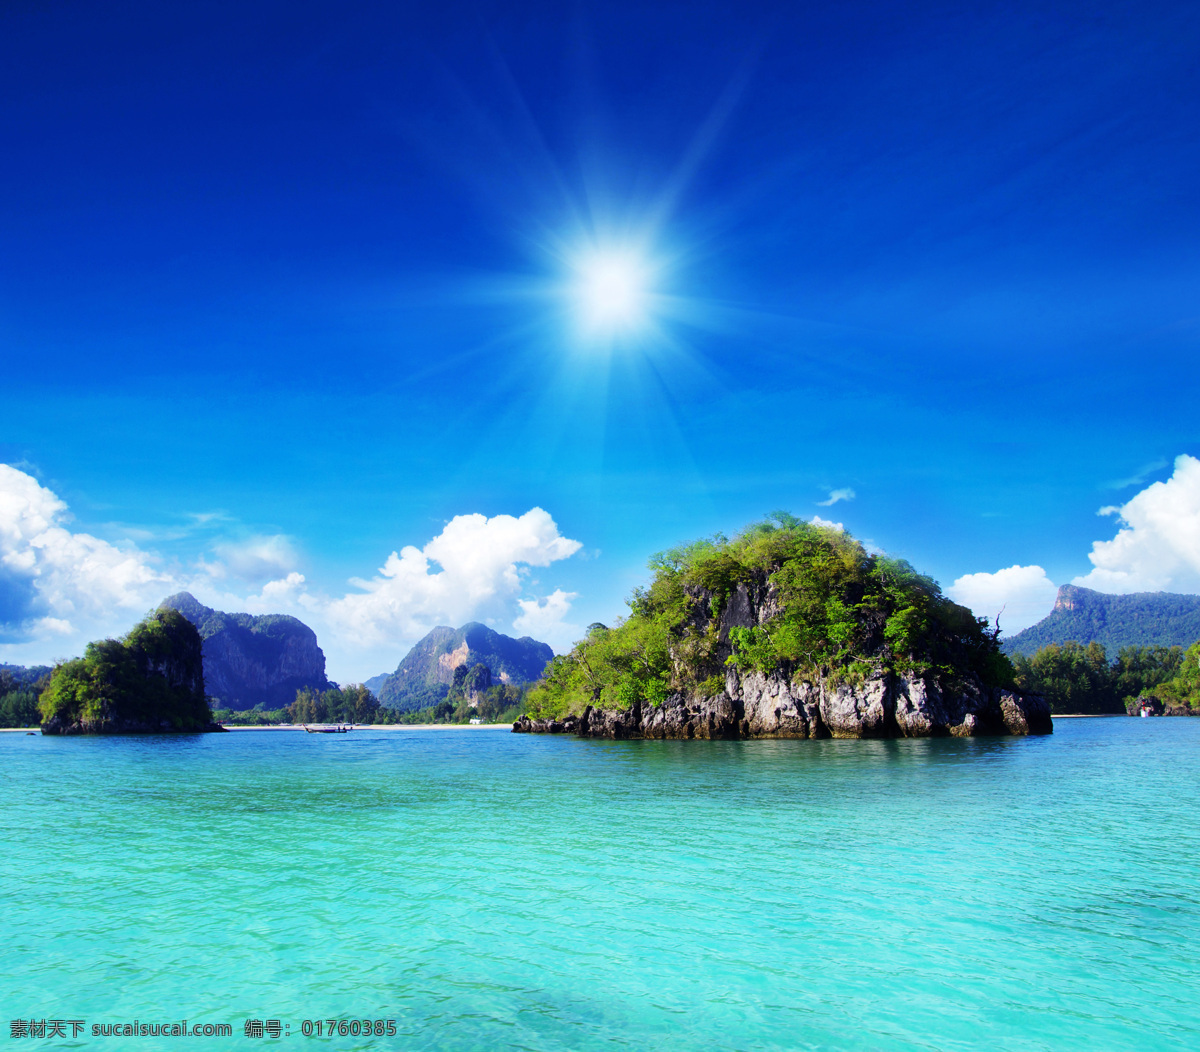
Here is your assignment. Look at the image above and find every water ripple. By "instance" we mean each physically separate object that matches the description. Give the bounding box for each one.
[1,722,1197,1050]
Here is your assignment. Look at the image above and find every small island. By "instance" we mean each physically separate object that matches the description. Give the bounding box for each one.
[40,608,224,734]
[515,514,1051,739]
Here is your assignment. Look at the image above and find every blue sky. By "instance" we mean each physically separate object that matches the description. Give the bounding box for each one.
[2,0,1199,681]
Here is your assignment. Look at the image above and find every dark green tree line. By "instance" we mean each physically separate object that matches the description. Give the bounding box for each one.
[1010,641,1184,714]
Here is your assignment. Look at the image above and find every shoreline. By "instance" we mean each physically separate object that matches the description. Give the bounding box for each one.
[1050,713,1124,718]
[221,723,511,731]
[1,723,514,733]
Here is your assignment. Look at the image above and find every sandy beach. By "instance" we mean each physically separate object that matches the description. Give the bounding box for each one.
[1049,713,1124,719]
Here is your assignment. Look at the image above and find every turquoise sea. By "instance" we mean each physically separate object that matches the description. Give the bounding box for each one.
[2,720,1197,1051]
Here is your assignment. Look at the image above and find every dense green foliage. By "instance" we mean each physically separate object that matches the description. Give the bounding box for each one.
[1010,641,1185,714]
[210,704,295,726]
[1140,641,1200,711]
[38,609,213,731]
[1002,586,1200,656]
[290,684,383,724]
[527,514,1010,719]
[0,668,49,728]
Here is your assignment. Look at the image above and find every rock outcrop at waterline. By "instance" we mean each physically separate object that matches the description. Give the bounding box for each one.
[514,667,1051,739]
[1127,695,1197,717]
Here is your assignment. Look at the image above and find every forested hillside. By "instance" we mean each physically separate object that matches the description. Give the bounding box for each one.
[1002,585,1200,656]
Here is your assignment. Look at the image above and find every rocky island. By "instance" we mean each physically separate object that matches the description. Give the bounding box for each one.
[515,514,1050,740]
[39,607,223,734]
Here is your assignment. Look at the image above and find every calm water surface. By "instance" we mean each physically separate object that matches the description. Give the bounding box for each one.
[2,720,1197,1051]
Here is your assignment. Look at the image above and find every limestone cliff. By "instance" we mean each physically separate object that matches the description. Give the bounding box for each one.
[159,592,333,710]
[515,669,1049,739]
[376,622,553,712]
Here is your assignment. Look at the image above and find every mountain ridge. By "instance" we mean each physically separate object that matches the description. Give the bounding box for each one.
[1001,584,1200,656]
[159,592,334,710]
[376,622,553,712]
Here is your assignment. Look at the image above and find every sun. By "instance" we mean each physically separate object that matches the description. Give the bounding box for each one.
[571,248,653,337]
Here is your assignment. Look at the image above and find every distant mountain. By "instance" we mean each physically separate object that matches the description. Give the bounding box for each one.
[363,672,391,694]
[377,622,553,712]
[0,662,53,687]
[159,592,334,710]
[1001,585,1200,657]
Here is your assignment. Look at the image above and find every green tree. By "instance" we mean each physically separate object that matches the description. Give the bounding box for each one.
[526,515,1011,719]
[38,609,212,732]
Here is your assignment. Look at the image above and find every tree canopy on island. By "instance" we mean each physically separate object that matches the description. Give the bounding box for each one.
[0,667,50,728]
[39,608,213,732]
[527,513,1012,719]
[1132,640,1200,713]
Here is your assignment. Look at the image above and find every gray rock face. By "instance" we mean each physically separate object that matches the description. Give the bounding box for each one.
[514,668,1051,740]
[377,622,553,712]
[159,592,333,710]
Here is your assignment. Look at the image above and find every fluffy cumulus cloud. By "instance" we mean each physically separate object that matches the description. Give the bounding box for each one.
[0,464,585,679]
[1073,454,1200,594]
[810,515,844,531]
[947,564,1059,635]
[326,508,582,652]
[0,465,173,648]
[513,588,580,649]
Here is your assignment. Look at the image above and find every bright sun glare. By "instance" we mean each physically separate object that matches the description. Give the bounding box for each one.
[572,250,651,336]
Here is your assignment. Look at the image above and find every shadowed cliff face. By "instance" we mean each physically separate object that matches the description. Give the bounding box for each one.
[159,592,333,710]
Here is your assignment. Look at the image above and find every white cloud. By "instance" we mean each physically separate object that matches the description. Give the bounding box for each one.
[948,564,1059,635]
[811,515,844,531]
[209,534,300,582]
[513,589,580,650]
[0,465,172,647]
[0,465,586,681]
[817,487,855,507]
[325,508,582,652]
[256,572,307,602]
[1072,454,1200,594]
